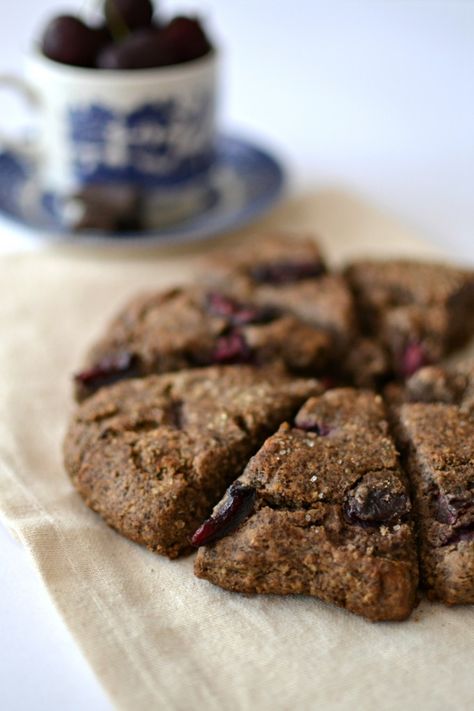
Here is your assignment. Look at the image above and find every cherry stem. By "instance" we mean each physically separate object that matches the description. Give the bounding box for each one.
[105,0,131,41]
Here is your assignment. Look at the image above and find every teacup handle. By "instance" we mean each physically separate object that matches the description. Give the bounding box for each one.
[0,73,41,157]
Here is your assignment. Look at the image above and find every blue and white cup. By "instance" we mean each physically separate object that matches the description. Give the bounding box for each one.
[0,49,218,226]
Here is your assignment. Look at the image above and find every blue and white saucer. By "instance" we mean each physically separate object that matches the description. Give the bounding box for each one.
[0,134,285,247]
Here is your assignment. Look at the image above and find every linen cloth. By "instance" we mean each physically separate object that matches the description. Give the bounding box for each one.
[1,190,473,711]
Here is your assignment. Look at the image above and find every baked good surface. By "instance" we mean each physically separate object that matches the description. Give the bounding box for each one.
[386,359,474,414]
[342,336,390,389]
[206,233,327,285]
[194,388,419,621]
[204,233,356,348]
[396,403,474,604]
[64,366,320,558]
[345,259,474,377]
[74,284,332,401]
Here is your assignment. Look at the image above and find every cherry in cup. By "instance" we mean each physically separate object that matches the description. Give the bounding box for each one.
[40,2,213,70]
[104,0,154,33]
[41,15,105,67]
[97,28,176,69]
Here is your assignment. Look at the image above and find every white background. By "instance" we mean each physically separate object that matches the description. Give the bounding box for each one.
[0,1,473,709]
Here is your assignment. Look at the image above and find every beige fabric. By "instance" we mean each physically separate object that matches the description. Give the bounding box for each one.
[0,190,473,711]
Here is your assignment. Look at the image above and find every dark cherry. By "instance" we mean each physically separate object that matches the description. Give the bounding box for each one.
[294,419,331,436]
[191,483,256,547]
[97,28,176,69]
[434,491,473,525]
[210,332,252,365]
[207,292,237,319]
[442,524,474,546]
[250,260,325,285]
[206,292,277,326]
[344,486,409,527]
[104,0,154,33]
[74,351,139,393]
[41,15,103,67]
[93,23,113,48]
[320,375,338,390]
[160,16,212,63]
[400,342,429,378]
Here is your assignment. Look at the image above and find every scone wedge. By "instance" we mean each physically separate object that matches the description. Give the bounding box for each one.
[396,403,474,604]
[74,284,332,401]
[194,389,419,621]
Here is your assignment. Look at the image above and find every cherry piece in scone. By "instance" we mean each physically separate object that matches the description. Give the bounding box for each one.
[191,483,256,547]
[41,15,103,67]
[442,524,474,546]
[250,260,325,285]
[400,341,429,379]
[206,292,278,326]
[206,292,247,319]
[97,28,175,69]
[344,484,409,527]
[434,491,473,526]
[211,332,252,365]
[104,0,154,33]
[74,351,139,394]
[160,16,212,63]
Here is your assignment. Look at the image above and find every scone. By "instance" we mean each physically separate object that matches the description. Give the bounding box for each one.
[203,233,356,348]
[64,366,320,558]
[194,388,419,621]
[345,259,474,377]
[74,284,333,401]
[385,359,474,413]
[396,403,474,604]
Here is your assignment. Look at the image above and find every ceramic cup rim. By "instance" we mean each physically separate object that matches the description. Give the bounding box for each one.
[26,45,218,85]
